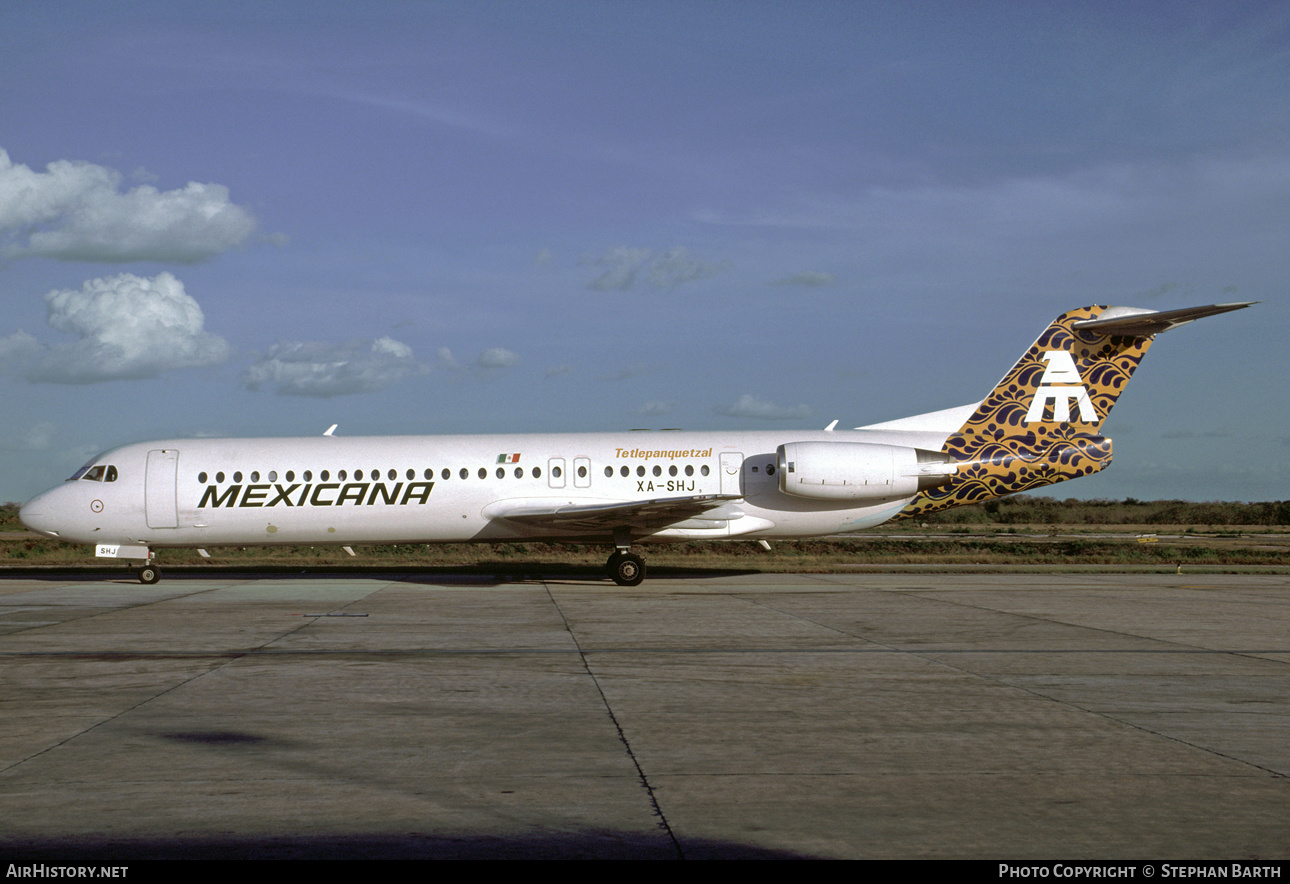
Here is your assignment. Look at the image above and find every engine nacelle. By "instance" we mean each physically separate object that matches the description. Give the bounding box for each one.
[776,442,955,501]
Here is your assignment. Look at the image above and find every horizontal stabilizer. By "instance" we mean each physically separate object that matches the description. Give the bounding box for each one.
[1072,302,1254,336]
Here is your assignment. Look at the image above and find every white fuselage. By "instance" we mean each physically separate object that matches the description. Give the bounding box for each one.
[19,427,952,550]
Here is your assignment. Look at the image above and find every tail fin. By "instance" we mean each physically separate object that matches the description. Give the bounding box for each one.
[899,302,1252,519]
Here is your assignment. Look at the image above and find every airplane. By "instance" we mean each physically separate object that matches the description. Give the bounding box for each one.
[19,302,1251,586]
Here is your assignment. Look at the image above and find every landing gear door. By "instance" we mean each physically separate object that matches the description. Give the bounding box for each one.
[145,449,179,529]
[720,451,743,496]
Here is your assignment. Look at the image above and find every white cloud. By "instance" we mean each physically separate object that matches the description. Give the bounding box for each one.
[243,336,426,397]
[0,148,258,263]
[475,347,520,369]
[584,246,652,291]
[0,272,231,383]
[584,246,731,291]
[716,394,811,420]
[435,346,462,370]
[433,346,520,375]
[648,247,732,288]
[636,400,675,415]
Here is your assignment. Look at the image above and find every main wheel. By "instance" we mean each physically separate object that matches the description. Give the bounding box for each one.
[139,565,161,585]
[609,552,646,586]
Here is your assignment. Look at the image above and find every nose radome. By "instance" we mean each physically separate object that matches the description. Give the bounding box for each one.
[19,493,59,537]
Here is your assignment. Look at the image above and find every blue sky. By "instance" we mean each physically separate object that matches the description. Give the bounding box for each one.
[1,1,1287,503]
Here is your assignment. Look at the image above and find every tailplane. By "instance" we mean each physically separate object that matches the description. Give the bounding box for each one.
[898,302,1252,519]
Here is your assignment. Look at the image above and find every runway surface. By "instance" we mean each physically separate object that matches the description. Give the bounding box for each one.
[0,571,1287,859]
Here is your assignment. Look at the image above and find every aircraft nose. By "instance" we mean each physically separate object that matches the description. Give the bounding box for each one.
[19,492,60,538]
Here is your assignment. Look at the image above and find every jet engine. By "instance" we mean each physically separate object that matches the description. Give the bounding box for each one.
[776,442,955,501]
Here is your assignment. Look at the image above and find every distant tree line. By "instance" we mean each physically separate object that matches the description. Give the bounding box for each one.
[924,497,1290,525]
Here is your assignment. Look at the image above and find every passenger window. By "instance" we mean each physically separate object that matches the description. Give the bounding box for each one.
[637,466,645,477]
[338,470,347,480]
[532,466,541,479]
[250,471,260,482]
[700,465,710,476]
[460,468,468,480]
[285,471,294,482]
[685,465,693,476]
[604,466,613,478]
[668,465,677,477]
[304,471,312,481]
[216,472,226,483]
[442,469,451,480]
[355,470,364,480]
[496,467,505,479]
[515,467,523,478]
[199,472,208,483]
[578,465,587,478]
[620,466,629,477]
[552,466,562,478]
[234,472,243,483]
[652,465,661,477]
[478,467,487,480]
[321,470,330,481]
[268,471,278,482]
[407,469,415,480]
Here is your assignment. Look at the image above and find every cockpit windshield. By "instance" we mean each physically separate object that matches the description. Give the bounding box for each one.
[67,462,118,482]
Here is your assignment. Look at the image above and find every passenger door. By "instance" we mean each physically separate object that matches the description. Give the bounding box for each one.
[145,449,179,528]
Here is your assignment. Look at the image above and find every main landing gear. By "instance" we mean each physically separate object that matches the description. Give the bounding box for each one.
[606,550,646,586]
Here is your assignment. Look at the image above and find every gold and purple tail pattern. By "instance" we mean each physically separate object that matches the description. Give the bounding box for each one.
[897,306,1153,520]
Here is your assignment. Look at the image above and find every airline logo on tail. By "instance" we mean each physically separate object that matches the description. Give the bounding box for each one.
[1025,351,1098,424]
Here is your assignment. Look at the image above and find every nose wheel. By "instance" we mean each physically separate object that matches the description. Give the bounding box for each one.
[606,550,646,586]
[138,564,161,584]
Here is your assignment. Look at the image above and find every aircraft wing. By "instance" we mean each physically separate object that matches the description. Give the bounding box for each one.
[491,494,742,533]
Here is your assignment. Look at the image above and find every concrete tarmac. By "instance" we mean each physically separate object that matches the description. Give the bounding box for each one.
[0,571,1287,859]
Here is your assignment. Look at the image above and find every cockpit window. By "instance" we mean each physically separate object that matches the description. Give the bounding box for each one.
[68,460,96,481]
[68,463,119,482]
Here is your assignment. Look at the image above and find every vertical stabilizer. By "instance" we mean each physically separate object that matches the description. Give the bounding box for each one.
[897,303,1228,519]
